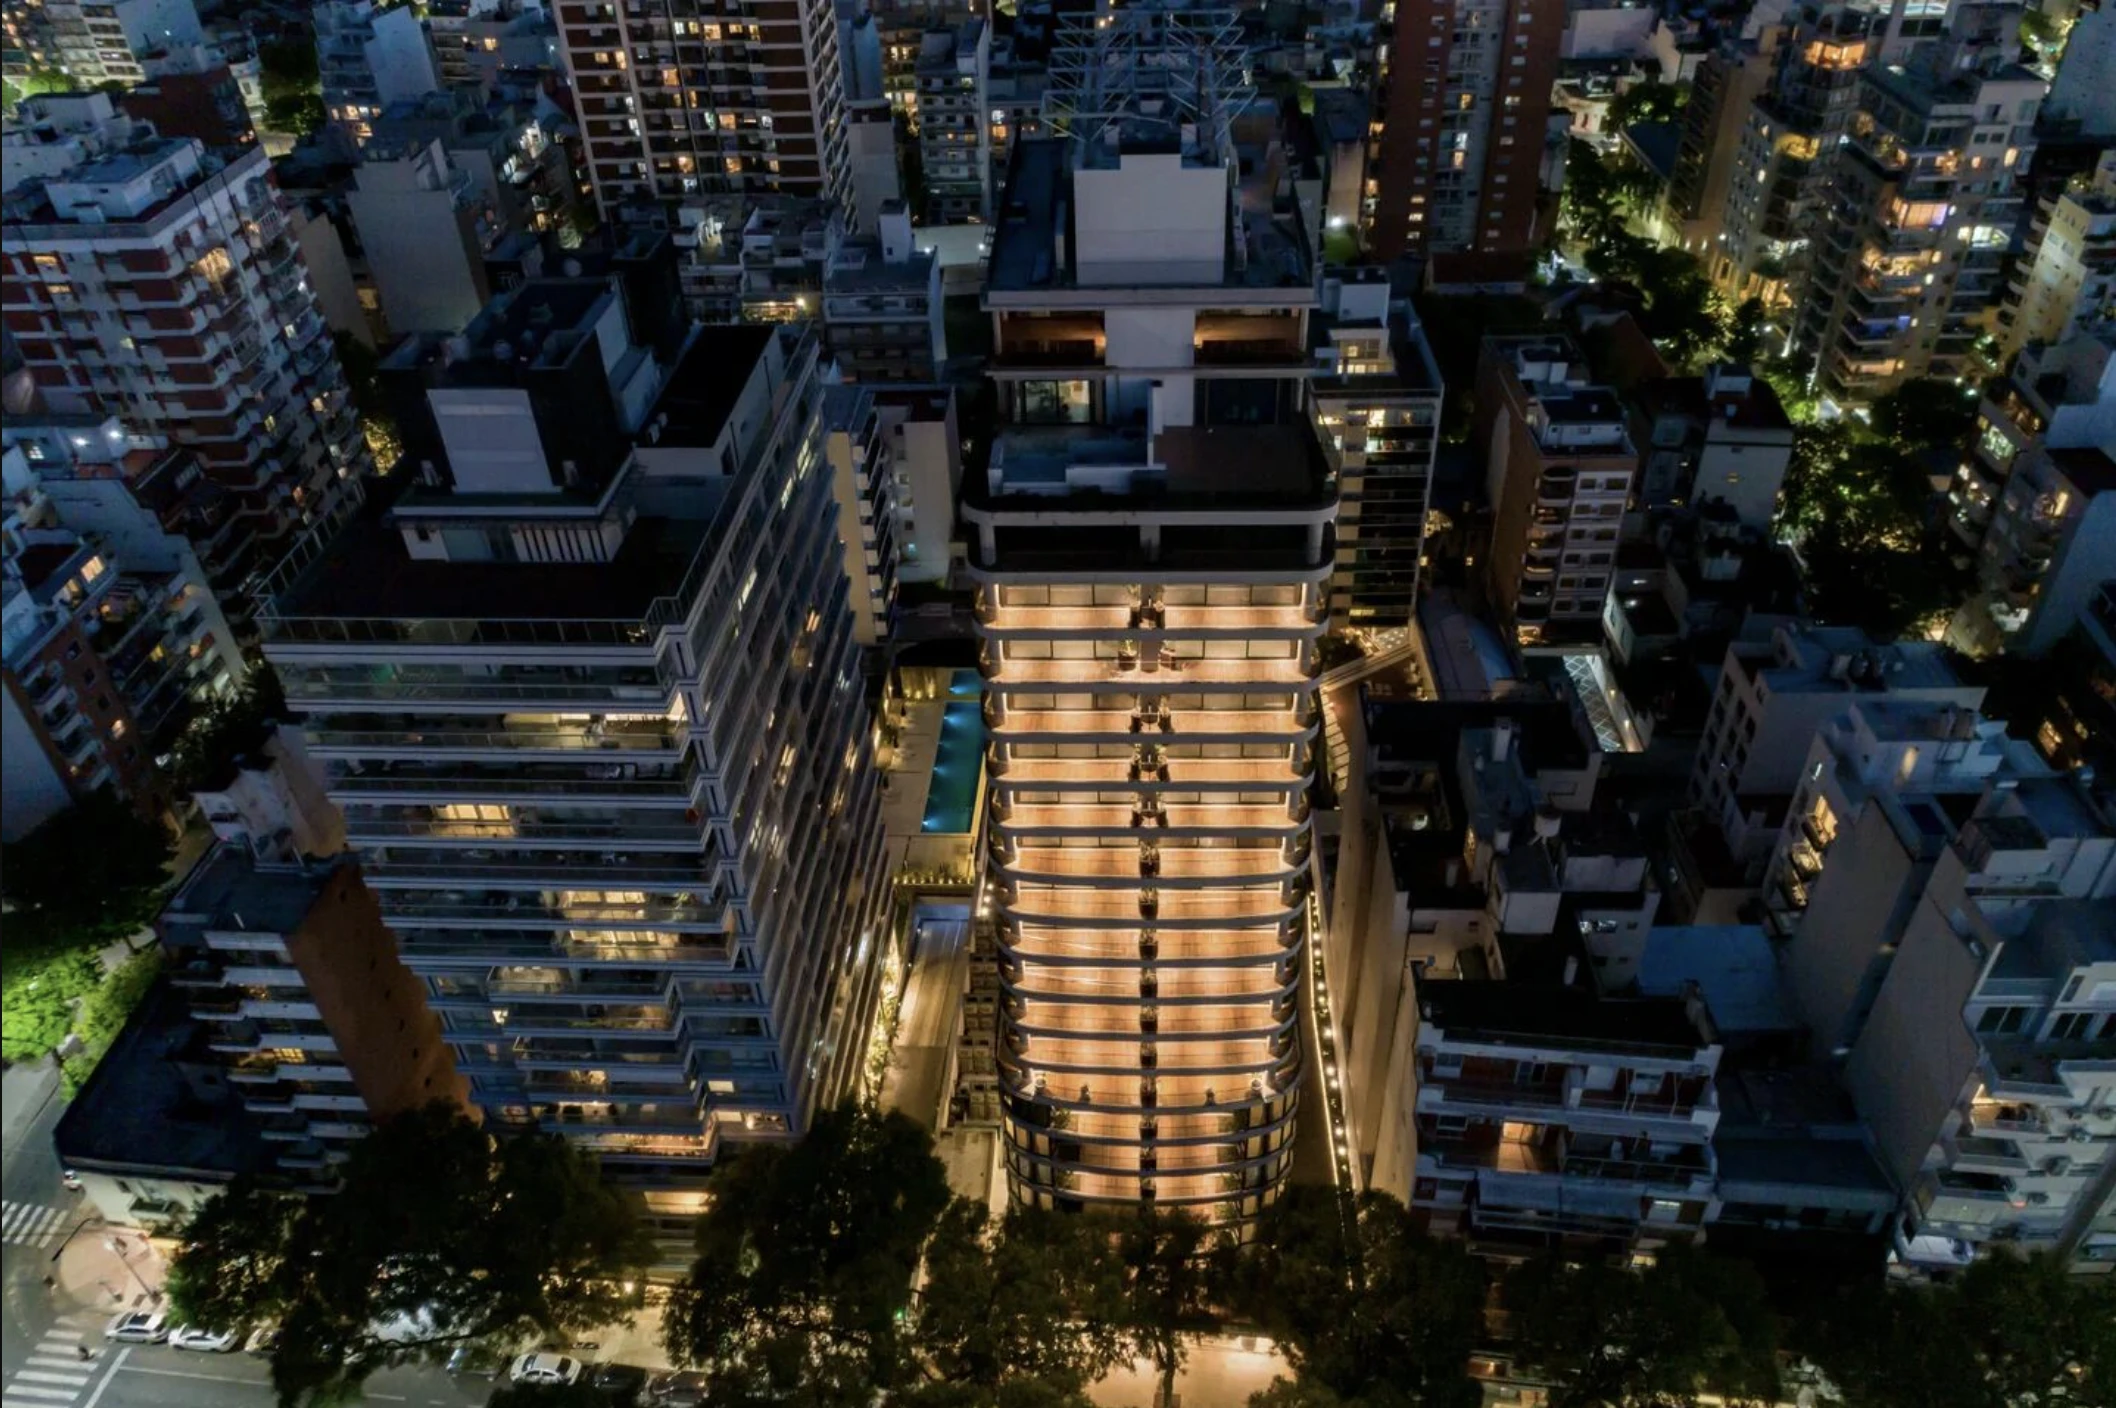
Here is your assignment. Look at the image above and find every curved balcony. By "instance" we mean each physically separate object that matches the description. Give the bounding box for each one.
[1002,923,1295,966]
[1002,885,1298,927]
[1003,843,1299,887]
[990,704,1317,744]
[1012,1030,1293,1078]
[988,655,1315,691]
[978,600,1326,637]
[1008,960,1297,1004]
[993,755,1310,790]
[1013,1000,1295,1043]
[995,799,1306,838]
[1000,1057,1299,1119]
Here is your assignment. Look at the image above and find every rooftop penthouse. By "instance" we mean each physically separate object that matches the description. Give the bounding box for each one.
[986,134,1315,300]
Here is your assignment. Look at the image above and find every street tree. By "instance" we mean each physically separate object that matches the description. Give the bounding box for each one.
[2,789,173,930]
[1869,377,1978,454]
[1503,1245,1781,1408]
[907,1201,1132,1404]
[1232,1188,1485,1408]
[663,1101,951,1403]
[1117,1208,1229,1408]
[167,1103,653,1407]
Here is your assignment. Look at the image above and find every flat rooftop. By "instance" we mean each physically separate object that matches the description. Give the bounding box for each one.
[167,845,332,934]
[987,136,1312,295]
[53,979,268,1180]
[278,510,706,624]
[1417,981,1711,1054]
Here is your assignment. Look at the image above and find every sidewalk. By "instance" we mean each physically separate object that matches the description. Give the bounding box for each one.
[1,1061,61,1165]
[47,1217,168,1317]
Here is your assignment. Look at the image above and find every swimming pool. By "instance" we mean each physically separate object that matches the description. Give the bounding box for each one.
[922,670,985,834]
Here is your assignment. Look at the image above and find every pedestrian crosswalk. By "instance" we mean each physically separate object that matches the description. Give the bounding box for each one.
[0,1202,67,1249]
[2,1314,105,1408]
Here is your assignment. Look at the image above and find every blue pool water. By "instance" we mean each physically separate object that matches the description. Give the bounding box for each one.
[922,670,985,833]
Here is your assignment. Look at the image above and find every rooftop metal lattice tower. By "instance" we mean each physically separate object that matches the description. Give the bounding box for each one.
[1041,2,1250,164]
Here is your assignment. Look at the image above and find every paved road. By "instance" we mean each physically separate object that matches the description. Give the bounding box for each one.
[4,1064,78,1402]
[12,1343,497,1408]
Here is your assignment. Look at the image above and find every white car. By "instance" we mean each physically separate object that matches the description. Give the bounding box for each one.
[105,1311,171,1344]
[244,1326,279,1356]
[170,1325,240,1353]
[508,1353,583,1386]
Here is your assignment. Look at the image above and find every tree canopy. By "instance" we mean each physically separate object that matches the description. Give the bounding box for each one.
[166,1103,653,1407]
[663,1100,952,1405]
[1793,1251,2114,1408]
[1,788,173,930]
[1232,1188,1485,1408]
[1777,417,1968,638]
[905,1202,1132,1407]
[257,38,325,137]
[168,665,291,795]
[1503,1245,1782,1408]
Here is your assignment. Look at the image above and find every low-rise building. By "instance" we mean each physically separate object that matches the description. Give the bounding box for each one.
[1387,981,1725,1256]
[1628,364,1793,530]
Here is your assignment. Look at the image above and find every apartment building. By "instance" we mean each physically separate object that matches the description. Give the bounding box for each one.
[3,0,202,88]
[1308,268,1443,631]
[1763,699,2032,943]
[871,385,959,586]
[1,443,241,838]
[1710,3,1871,306]
[977,44,1328,1222]
[915,18,990,224]
[676,195,841,322]
[1665,28,1780,265]
[554,0,848,216]
[0,99,366,598]
[1689,622,1985,866]
[822,200,946,382]
[2006,152,2115,355]
[345,140,495,338]
[822,383,896,647]
[315,1,442,141]
[1364,0,1564,259]
[1798,53,2046,403]
[1477,337,1637,648]
[1386,981,1725,1255]
[155,844,470,1183]
[1831,785,2116,1277]
[260,311,889,1216]
[1950,331,2116,656]
[1628,363,1793,530]
[1,414,251,632]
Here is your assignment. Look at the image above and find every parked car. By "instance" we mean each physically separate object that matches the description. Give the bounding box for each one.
[244,1326,279,1356]
[590,1362,652,1405]
[104,1312,170,1344]
[170,1326,240,1353]
[508,1353,583,1386]
[646,1370,710,1407]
